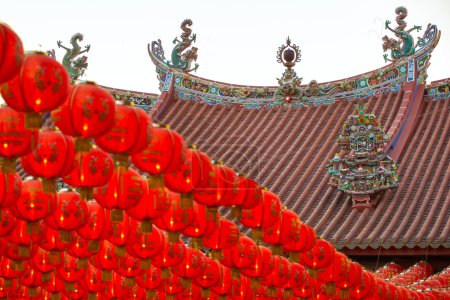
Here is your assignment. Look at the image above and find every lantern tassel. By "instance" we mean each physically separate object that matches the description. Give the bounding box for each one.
[88,240,100,252]
[201,288,210,298]
[180,193,193,208]
[182,278,192,289]
[25,112,42,129]
[146,290,156,299]
[268,287,277,297]
[191,237,203,250]
[251,228,263,241]
[42,178,56,194]
[42,272,52,282]
[140,259,151,269]
[231,206,242,219]
[231,268,240,279]
[65,282,75,292]
[102,270,112,282]
[74,137,92,152]
[113,153,129,167]
[13,260,24,271]
[340,288,350,299]
[250,278,260,290]
[59,230,71,243]
[271,244,283,256]
[28,287,38,297]
[1,157,16,174]
[77,258,88,268]
[168,232,180,243]
[18,246,30,257]
[3,279,12,287]
[307,267,318,279]
[289,251,300,263]
[284,289,294,298]
[50,292,61,300]
[115,246,126,257]
[206,207,219,223]
[148,174,164,188]
[325,283,336,295]
[161,267,171,279]
[125,277,135,286]
[141,220,153,233]
[50,251,61,264]
[211,249,223,261]
[88,293,98,300]
[110,209,123,222]
[80,188,93,201]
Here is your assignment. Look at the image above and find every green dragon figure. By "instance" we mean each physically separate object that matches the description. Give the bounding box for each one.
[57,33,91,80]
[167,19,199,72]
[382,6,422,62]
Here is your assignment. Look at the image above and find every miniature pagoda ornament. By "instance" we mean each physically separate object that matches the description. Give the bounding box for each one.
[166,19,199,72]
[382,6,422,62]
[275,37,303,102]
[327,102,399,210]
[48,33,90,81]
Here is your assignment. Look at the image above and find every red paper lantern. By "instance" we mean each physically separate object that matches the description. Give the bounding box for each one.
[63,147,114,199]
[261,255,291,288]
[56,253,86,286]
[51,82,115,139]
[68,234,102,260]
[0,208,15,237]
[193,156,222,207]
[172,248,206,280]
[0,22,24,83]
[90,240,120,279]
[126,222,162,261]
[219,166,247,208]
[21,130,75,193]
[240,176,263,209]
[202,219,240,255]
[12,179,56,223]
[300,239,335,278]
[153,191,195,242]
[285,263,308,293]
[151,235,186,270]
[182,201,218,241]
[126,179,171,232]
[93,166,146,221]
[116,254,145,279]
[135,264,162,291]
[102,273,133,299]
[29,247,61,274]
[46,191,88,241]
[76,201,107,251]
[19,268,43,292]
[131,125,186,175]
[0,170,21,208]
[278,209,302,245]
[104,210,132,252]
[241,246,274,279]
[221,235,258,270]
[0,106,38,172]
[260,189,282,229]
[39,227,74,253]
[210,264,232,297]
[164,147,203,193]
[0,52,69,128]
[94,104,153,159]
[194,257,221,289]
[350,270,375,299]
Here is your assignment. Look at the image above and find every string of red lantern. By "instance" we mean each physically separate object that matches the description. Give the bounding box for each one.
[0,21,449,300]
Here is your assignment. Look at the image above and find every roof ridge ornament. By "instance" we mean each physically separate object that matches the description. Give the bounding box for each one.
[382,6,422,63]
[47,32,90,82]
[327,102,399,211]
[275,37,303,102]
[166,19,199,73]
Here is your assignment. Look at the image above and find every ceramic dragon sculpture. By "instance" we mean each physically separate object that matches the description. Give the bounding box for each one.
[166,19,199,72]
[382,6,422,62]
[57,33,91,80]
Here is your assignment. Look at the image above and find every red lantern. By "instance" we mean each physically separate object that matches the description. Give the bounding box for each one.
[202,219,240,256]
[210,264,232,297]
[300,239,335,278]
[76,201,107,254]
[116,254,145,279]
[61,281,87,299]
[84,264,106,293]
[283,221,310,260]
[90,240,120,280]
[0,52,69,128]
[350,270,375,299]
[63,147,114,200]
[240,176,263,209]
[193,155,222,207]
[46,191,88,242]
[182,201,219,247]
[56,253,86,288]
[51,82,115,140]
[21,130,75,193]
[102,273,133,299]
[241,246,274,279]
[172,248,206,280]
[68,234,103,260]
[221,235,258,270]
[104,210,132,254]
[0,106,37,172]
[216,164,246,209]
[39,227,74,254]
[94,104,153,160]
[164,147,203,193]
[194,257,221,290]
[131,125,186,175]
[285,263,308,291]
[153,191,195,242]
[135,264,163,291]
[29,247,61,274]
[6,219,45,261]
[0,209,15,237]
[93,166,145,221]
[151,235,186,271]
[0,170,21,208]
[0,22,24,83]
[261,255,291,288]
[260,189,282,229]
[126,222,162,261]
[12,179,56,223]
[126,179,171,232]
[19,268,43,293]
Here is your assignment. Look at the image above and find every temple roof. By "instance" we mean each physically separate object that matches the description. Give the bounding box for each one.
[140,15,450,252]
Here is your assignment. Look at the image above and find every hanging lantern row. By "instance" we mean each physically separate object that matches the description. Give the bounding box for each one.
[0,21,448,300]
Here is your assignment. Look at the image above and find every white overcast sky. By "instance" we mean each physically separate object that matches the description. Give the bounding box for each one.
[2,0,449,94]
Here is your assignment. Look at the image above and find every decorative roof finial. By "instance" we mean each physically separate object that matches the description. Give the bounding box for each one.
[49,33,90,82]
[166,19,199,73]
[275,37,303,102]
[382,6,422,62]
